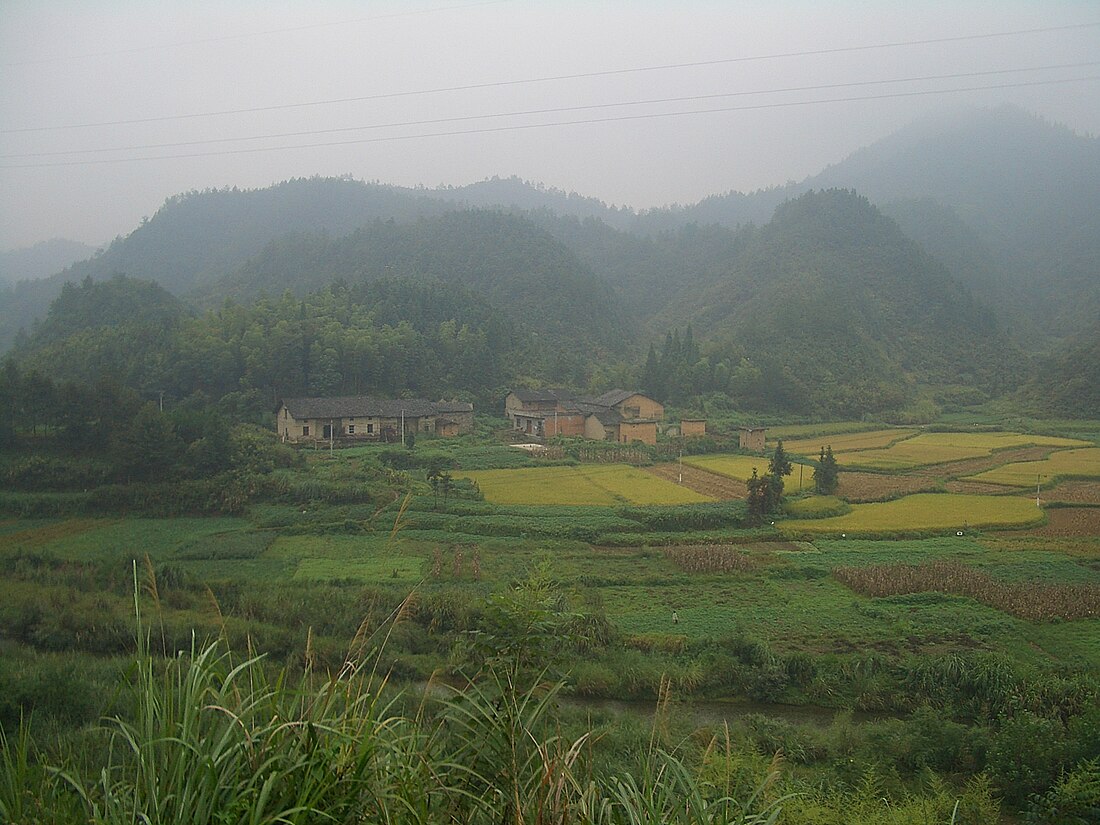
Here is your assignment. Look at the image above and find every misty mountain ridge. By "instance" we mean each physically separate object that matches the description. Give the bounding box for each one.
[204,210,626,352]
[1,103,1094,415]
[0,238,100,285]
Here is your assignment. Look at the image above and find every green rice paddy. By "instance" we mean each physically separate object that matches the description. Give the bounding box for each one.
[964,447,1100,487]
[457,464,713,506]
[782,493,1043,534]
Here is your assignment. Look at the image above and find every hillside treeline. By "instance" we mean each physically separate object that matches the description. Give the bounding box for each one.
[14,276,529,411]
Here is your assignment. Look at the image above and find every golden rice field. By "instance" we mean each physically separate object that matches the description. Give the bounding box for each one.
[681,454,814,493]
[782,493,1043,534]
[458,464,714,506]
[834,432,1088,470]
[963,447,1100,487]
[781,428,918,456]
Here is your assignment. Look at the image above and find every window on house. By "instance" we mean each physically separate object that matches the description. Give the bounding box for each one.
[302,425,310,436]
[348,424,355,434]
[624,406,640,419]
[367,423,374,434]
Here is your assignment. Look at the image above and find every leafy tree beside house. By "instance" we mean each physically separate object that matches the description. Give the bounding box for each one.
[746,440,794,521]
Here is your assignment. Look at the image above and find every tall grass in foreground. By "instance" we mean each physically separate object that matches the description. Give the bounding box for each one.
[0,593,785,824]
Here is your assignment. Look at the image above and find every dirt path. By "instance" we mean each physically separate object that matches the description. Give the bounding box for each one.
[645,462,746,499]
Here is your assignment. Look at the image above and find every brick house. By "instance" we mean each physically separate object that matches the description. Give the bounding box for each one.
[278,397,474,444]
[504,388,663,445]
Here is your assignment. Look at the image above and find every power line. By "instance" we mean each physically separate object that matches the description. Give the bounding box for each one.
[3,21,1096,134]
[1,0,513,67]
[2,74,1095,171]
[4,62,1095,160]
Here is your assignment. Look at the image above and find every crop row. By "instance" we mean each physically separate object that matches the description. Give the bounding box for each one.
[834,560,1100,621]
[663,544,758,574]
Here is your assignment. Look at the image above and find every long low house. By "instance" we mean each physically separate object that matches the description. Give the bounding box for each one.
[504,388,663,445]
[278,396,474,443]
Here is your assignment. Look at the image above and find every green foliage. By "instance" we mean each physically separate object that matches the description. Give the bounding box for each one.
[1025,757,1100,825]
[814,445,840,495]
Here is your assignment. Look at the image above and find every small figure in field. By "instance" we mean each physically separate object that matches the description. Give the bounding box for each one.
[672,611,679,625]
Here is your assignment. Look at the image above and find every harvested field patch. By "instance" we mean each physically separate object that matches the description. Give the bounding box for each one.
[965,447,1100,487]
[835,432,1086,471]
[1040,480,1100,505]
[1001,507,1100,538]
[944,481,1019,495]
[644,462,745,499]
[782,493,1042,534]
[834,560,1100,621]
[783,428,917,456]
[836,472,937,502]
[0,518,108,549]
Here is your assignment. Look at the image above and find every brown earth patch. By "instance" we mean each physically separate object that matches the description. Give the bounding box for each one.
[0,518,106,549]
[835,472,937,502]
[1038,480,1100,505]
[997,507,1100,538]
[645,462,746,499]
[944,481,1019,495]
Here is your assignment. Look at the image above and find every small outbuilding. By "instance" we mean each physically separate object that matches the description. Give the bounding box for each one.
[680,419,707,438]
[739,426,766,452]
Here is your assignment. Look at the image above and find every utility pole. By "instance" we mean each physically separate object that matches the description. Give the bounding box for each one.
[1036,473,1043,507]
[400,409,405,445]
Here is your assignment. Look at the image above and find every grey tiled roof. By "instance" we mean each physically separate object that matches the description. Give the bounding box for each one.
[590,389,638,408]
[282,397,467,419]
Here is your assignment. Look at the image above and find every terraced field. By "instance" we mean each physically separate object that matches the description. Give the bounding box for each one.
[681,454,814,493]
[644,462,746,499]
[964,447,1100,487]
[781,428,917,456]
[834,432,1088,470]
[458,464,714,506]
[782,493,1043,534]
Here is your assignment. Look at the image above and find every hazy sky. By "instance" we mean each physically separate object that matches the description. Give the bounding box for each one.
[1,0,1098,250]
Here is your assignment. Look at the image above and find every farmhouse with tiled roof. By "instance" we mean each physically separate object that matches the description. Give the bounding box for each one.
[504,388,663,445]
[278,396,473,443]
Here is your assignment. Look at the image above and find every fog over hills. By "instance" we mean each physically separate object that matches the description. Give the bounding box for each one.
[1,105,1094,412]
[0,239,99,285]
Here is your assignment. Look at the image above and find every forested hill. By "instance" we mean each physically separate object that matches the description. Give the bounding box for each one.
[207,210,626,351]
[17,275,528,408]
[634,106,1100,343]
[1021,322,1100,419]
[651,190,1021,414]
[426,176,635,230]
[0,179,446,351]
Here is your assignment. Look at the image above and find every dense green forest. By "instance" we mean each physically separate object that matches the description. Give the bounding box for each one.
[14,275,529,411]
